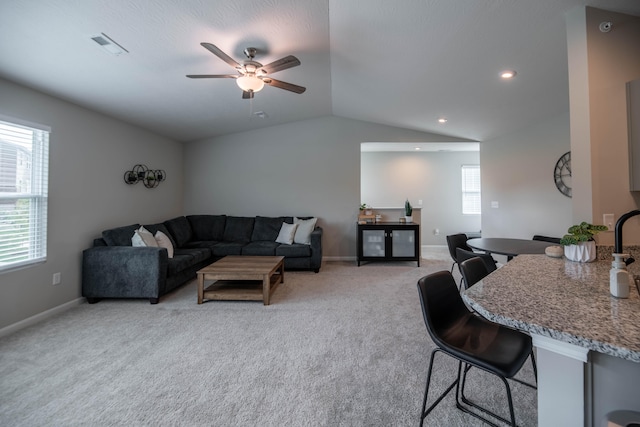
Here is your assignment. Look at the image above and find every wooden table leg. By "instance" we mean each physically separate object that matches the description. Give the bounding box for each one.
[263,274,270,305]
[279,261,285,285]
[197,273,204,304]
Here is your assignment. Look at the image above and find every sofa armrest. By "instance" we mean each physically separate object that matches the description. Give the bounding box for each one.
[82,246,168,301]
[309,226,323,271]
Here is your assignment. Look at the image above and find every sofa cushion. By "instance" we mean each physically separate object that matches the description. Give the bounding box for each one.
[174,247,211,264]
[242,241,280,256]
[154,231,174,258]
[275,222,298,245]
[251,216,288,242]
[183,241,220,251]
[166,254,196,276]
[102,224,141,246]
[132,226,158,247]
[143,223,177,249]
[294,217,318,245]
[276,243,312,258]
[163,216,193,248]
[223,216,255,243]
[211,242,245,256]
[187,215,227,241]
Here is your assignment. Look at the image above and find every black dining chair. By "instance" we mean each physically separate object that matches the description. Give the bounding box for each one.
[417,271,536,427]
[459,256,491,290]
[446,233,472,273]
[532,234,561,244]
[456,247,497,289]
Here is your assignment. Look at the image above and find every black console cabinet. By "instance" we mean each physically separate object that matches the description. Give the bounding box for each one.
[357,222,420,266]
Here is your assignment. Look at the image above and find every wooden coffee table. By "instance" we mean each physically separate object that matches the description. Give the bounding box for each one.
[197,256,284,305]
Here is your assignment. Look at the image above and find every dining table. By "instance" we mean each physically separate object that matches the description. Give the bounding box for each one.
[466,237,553,260]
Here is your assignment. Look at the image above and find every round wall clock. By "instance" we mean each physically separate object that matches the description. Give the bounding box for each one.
[554,151,571,197]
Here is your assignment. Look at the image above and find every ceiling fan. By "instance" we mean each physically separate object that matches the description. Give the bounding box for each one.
[186,42,306,99]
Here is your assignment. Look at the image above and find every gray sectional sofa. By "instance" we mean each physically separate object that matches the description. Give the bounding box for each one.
[82,215,322,304]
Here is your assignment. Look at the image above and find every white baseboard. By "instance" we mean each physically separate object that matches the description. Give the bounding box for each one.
[322,256,356,262]
[0,297,85,338]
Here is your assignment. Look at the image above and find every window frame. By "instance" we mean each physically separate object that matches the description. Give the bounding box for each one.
[461,164,481,215]
[0,114,50,273]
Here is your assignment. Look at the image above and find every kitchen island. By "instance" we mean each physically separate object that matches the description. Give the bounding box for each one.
[463,254,640,427]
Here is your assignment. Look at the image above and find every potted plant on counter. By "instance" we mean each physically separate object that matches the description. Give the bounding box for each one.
[404,199,413,223]
[560,222,608,262]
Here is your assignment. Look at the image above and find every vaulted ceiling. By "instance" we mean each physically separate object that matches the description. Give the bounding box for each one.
[1,0,639,143]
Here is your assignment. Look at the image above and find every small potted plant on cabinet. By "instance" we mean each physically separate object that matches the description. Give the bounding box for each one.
[560,221,608,262]
[404,199,413,223]
[360,203,372,216]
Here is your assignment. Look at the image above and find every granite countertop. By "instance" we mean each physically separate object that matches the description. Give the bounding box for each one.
[462,254,640,363]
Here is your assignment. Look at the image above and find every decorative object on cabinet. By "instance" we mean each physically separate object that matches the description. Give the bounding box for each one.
[357,222,419,266]
[124,164,166,188]
[553,151,571,197]
[404,199,413,222]
[560,221,607,262]
[358,203,375,223]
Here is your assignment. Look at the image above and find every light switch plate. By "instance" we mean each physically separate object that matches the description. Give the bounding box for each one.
[603,213,614,230]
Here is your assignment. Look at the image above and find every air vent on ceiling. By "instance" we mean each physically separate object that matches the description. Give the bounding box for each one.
[90,33,128,56]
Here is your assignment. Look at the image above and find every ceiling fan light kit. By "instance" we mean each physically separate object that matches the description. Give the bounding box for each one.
[236,75,265,92]
[187,42,305,99]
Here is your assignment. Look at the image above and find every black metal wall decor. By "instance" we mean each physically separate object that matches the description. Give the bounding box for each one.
[124,164,166,188]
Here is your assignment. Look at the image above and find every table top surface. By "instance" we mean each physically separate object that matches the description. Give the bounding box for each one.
[197,256,284,275]
[462,254,640,362]
[466,237,553,256]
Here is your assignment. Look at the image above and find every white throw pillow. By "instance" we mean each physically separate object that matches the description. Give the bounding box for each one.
[155,230,174,258]
[275,222,298,245]
[131,226,158,247]
[293,217,317,245]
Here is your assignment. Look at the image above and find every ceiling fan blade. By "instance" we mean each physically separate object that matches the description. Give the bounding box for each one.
[242,91,254,99]
[260,55,301,74]
[186,74,238,79]
[200,42,241,69]
[263,78,306,94]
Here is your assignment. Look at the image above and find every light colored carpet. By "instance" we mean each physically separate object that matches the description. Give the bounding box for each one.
[0,260,536,426]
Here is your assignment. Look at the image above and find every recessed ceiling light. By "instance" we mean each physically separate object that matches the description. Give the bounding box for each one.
[415,147,421,150]
[438,118,448,123]
[500,70,516,79]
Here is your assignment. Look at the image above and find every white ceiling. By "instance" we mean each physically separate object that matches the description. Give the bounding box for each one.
[1,0,639,143]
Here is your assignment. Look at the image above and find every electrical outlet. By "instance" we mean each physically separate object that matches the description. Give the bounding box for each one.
[434,228,440,235]
[418,199,423,206]
[491,201,499,209]
[603,213,614,231]
[52,272,61,285]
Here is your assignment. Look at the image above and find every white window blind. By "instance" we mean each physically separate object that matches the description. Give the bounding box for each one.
[461,165,481,215]
[0,117,49,273]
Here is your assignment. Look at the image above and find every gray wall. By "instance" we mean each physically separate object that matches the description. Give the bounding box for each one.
[183,115,464,260]
[481,113,572,240]
[361,151,481,245]
[0,78,184,329]
[0,78,576,330]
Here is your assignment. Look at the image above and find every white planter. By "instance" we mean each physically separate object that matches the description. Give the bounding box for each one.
[404,215,413,223]
[564,241,596,262]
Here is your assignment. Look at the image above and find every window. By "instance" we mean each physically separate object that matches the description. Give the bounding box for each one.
[461,165,481,215]
[0,116,49,273]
